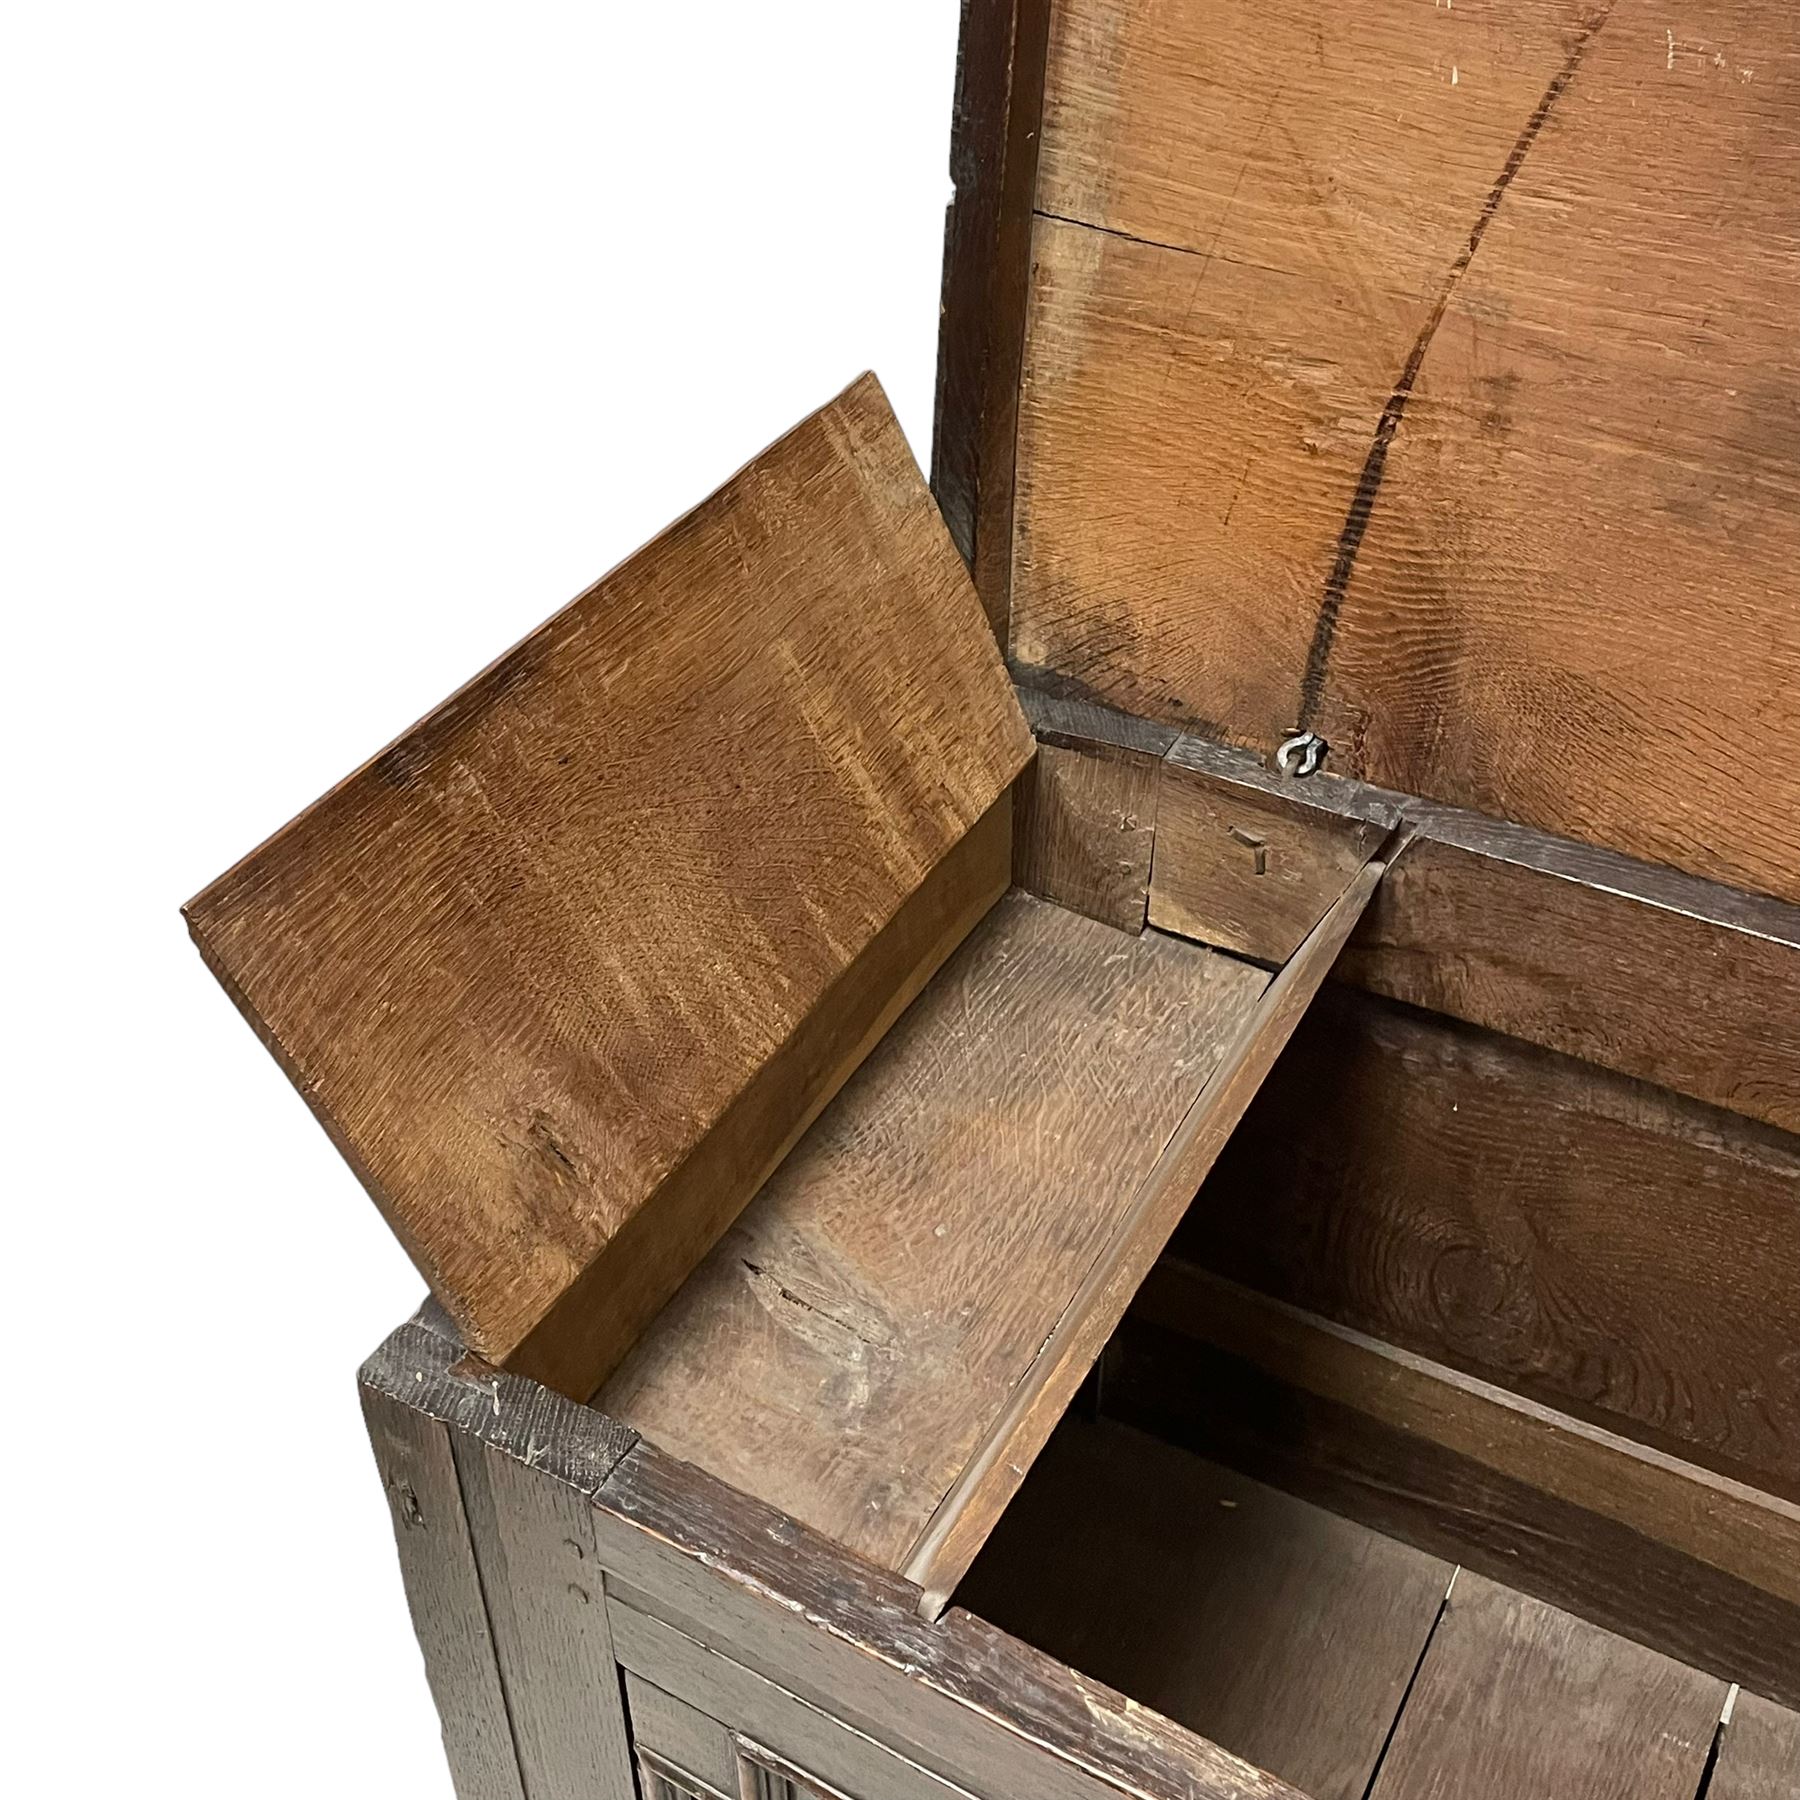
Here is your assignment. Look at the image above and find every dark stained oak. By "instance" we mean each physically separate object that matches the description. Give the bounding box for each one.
[596,1439,1313,1800]
[600,890,1267,1579]
[359,1380,528,1800]
[959,1418,1453,1800]
[613,1605,982,1800]
[932,0,1054,632]
[1185,987,1800,1500]
[361,1306,637,1499]
[450,1436,637,1800]
[1710,1690,1800,1800]
[362,1319,1312,1800]
[1369,1573,1726,1800]
[1131,1263,1800,1614]
[623,1673,740,1800]
[1010,0,1800,907]
[188,374,1032,1393]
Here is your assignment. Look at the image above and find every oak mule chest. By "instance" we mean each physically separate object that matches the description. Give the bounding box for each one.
[189,4,1800,1798]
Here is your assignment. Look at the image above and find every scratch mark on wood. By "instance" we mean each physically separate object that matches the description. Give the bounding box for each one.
[1296,4,1618,731]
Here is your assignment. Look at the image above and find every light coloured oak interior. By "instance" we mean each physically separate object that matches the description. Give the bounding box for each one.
[601,888,1269,1575]
[1010,0,1800,907]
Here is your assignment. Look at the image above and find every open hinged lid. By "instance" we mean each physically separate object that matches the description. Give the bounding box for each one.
[187,374,1033,1399]
[940,0,1800,911]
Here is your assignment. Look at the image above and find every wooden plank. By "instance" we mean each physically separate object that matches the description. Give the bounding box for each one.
[187,373,1032,1394]
[612,1604,980,1800]
[1342,818,1800,1138]
[359,1384,527,1800]
[1317,9,1800,905]
[360,1314,638,1497]
[1185,986,1800,1498]
[1113,1270,1800,1709]
[1034,0,1579,300]
[1710,1689,1800,1800]
[1009,206,1331,739]
[1149,755,1390,962]
[363,1315,1309,1800]
[958,1418,1452,1800]
[624,1673,741,1799]
[1011,0,1800,907]
[1369,1572,1726,1800]
[1024,694,1800,1134]
[1018,683,1180,758]
[637,1754,729,1800]
[1021,683,1383,952]
[600,889,1268,1580]
[932,0,1054,632]
[1014,739,1160,931]
[1163,706,1800,1137]
[902,854,1389,1613]
[1133,1263,1800,1614]
[451,1438,637,1800]
[595,1443,1311,1800]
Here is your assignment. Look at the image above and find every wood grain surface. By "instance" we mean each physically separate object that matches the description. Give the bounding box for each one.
[359,1383,528,1800]
[901,851,1387,1615]
[363,1314,1313,1800]
[1710,1689,1800,1800]
[1013,685,1179,930]
[188,374,1031,1390]
[360,1308,637,1498]
[612,1606,982,1800]
[1186,987,1800,1498]
[1133,1262,1800,1613]
[1014,738,1161,931]
[932,0,1054,633]
[505,803,1013,1399]
[1022,689,1800,1134]
[1340,816,1800,1139]
[1149,757,1389,962]
[1111,1271,1800,1710]
[600,889,1267,1577]
[1369,1573,1726,1800]
[624,1674,741,1800]
[595,1446,1313,1800]
[451,1436,637,1800]
[1009,0,1800,905]
[959,1418,1453,1800]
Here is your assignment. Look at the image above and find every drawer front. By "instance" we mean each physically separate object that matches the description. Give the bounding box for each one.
[617,1602,982,1800]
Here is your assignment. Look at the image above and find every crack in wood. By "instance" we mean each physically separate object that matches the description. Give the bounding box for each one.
[739,1256,894,1354]
[1296,3,1619,732]
[1034,207,1295,283]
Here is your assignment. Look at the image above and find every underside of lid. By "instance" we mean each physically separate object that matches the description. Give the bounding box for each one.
[186,372,1033,1396]
[947,0,1800,910]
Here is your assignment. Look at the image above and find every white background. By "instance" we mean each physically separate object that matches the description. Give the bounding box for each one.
[4,5,962,1793]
